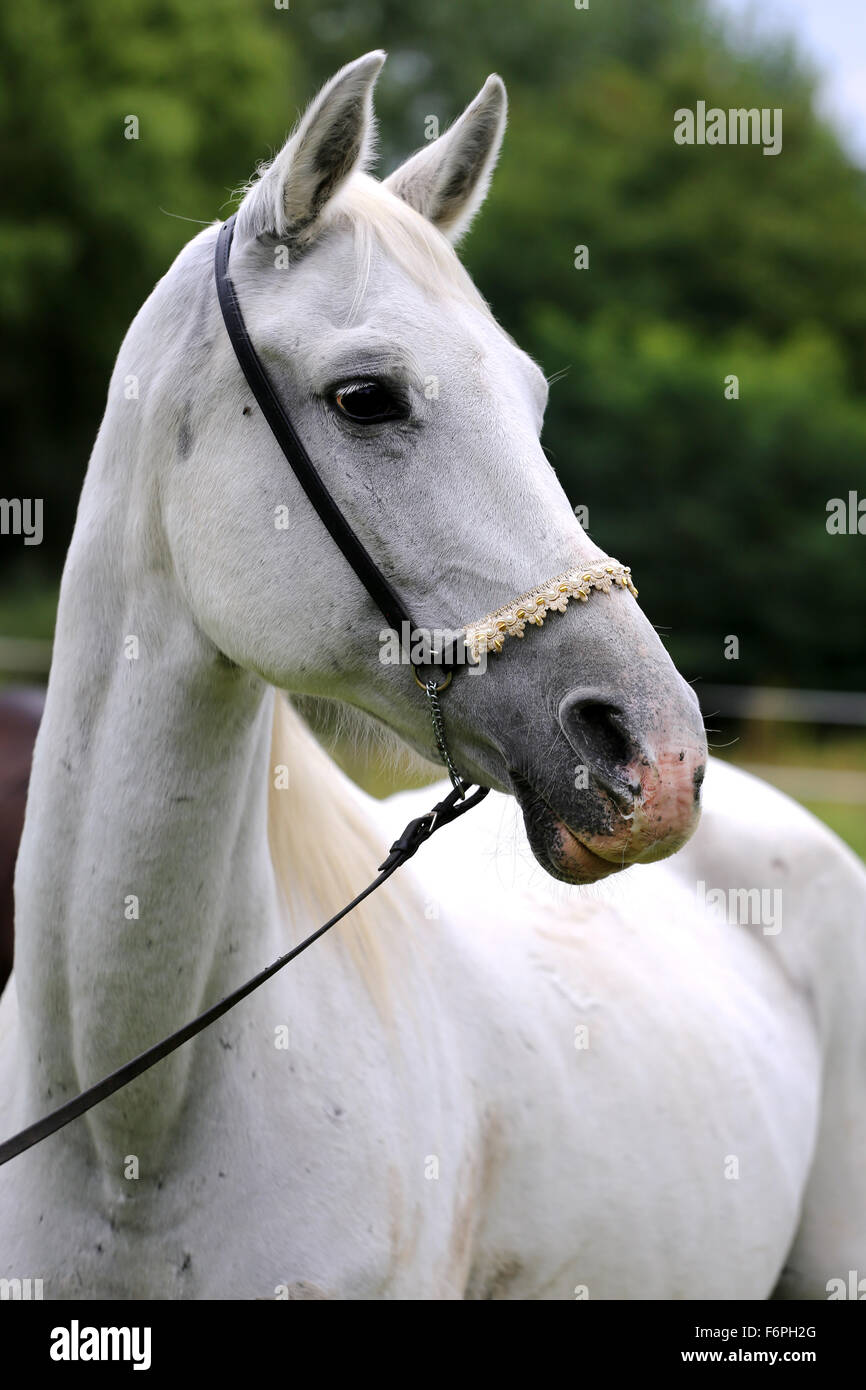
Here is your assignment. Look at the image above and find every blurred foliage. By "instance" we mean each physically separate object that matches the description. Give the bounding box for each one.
[1,0,865,691]
[0,0,293,550]
[0,580,57,641]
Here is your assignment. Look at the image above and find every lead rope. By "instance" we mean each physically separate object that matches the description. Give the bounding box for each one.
[0,779,488,1168]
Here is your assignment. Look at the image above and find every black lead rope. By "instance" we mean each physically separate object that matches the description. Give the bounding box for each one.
[0,783,488,1168]
[0,217,489,1167]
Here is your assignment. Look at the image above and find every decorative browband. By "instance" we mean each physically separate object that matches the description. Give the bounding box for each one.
[463,559,637,663]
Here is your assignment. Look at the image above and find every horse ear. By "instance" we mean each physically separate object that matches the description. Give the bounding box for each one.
[236,51,385,240]
[384,75,507,243]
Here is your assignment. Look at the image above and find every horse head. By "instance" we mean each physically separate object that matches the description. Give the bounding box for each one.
[162,52,707,884]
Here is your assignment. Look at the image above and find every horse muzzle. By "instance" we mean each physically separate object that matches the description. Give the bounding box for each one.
[508,680,707,885]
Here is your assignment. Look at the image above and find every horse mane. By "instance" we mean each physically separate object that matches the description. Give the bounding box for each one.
[265,689,424,1014]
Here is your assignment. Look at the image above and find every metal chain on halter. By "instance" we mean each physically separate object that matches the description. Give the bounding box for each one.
[424,678,466,795]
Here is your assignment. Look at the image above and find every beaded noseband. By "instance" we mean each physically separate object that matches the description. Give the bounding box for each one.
[464,560,637,663]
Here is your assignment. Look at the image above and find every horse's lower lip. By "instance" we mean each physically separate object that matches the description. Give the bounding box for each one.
[510,768,627,885]
[547,816,625,883]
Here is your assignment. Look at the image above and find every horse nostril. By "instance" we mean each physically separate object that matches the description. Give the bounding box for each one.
[574,701,632,770]
[558,691,640,810]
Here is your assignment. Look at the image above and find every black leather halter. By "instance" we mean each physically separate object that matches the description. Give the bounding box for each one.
[214,212,470,790]
[0,217,489,1169]
[216,214,419,643]
[215,212,465,676]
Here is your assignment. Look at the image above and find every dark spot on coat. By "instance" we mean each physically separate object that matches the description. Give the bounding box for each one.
[177,401,193,460]
[692,764,706,801]
[469,1254,524,1300]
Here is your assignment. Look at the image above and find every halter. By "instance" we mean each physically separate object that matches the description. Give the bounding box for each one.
[215,213,471,789]
[0,214,636,1167]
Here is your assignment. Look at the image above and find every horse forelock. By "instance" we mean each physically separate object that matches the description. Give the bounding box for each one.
[232,166,494,326]
[324,173,495,323]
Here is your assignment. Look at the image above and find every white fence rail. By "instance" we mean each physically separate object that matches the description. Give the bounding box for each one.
[698,683,866,726]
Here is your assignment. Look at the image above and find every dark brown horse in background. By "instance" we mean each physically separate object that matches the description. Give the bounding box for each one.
[0,686,43,993]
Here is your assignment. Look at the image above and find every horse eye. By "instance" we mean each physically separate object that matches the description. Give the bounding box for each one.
[332,381,404,424]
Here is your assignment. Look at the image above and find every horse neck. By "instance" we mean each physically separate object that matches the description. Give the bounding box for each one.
[16,489,420,1158]
[14,466,289,1142]
[10,260,333,1153]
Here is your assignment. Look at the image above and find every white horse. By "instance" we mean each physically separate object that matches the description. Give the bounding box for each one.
[1,52,864,1300]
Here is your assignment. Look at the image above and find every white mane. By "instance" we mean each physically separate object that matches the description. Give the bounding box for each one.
[326,174,495,321]
[266,691,421,1012]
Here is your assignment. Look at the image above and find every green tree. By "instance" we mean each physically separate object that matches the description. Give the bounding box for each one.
[0,0,292,568]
